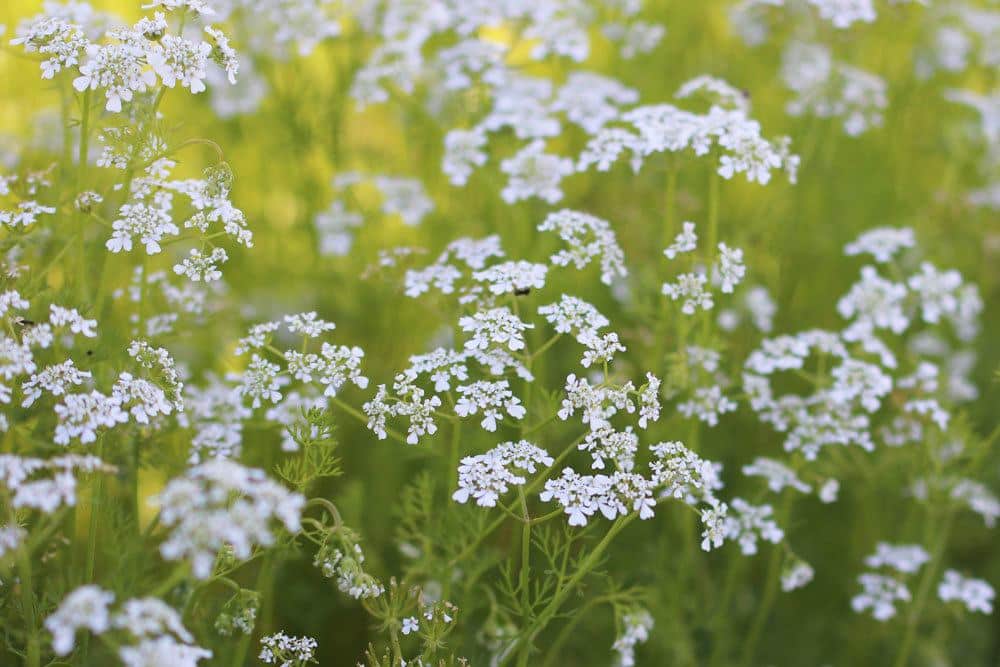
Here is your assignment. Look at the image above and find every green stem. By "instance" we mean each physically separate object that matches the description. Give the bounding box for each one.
[16,543,40,667]
[518,487,531,607]
[506,516,633,666]
[893,510,954,667]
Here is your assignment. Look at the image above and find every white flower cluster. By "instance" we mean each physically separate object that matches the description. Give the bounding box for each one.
[154,460,304,578]
[453,440,554,507]
[231,313,368,411]
[46,587,211,664]
[661,223,746,315]
[611,608,653,667]
[580,77,799,185]
[782,41,888,136]
[13,6,239,112]
[851,542,934,621]
[938,570,994,614]
[259,631,318,665]
[0,454,114,514]
[538,209,627,285]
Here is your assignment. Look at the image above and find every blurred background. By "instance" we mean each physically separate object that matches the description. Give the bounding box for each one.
[2,0,998,664]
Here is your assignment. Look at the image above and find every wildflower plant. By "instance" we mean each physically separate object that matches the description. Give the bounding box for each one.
[0,0,997,666]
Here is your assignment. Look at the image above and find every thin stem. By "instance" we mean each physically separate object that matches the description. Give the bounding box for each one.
[506,516,634,666]
[893,510,954,667]
[518,487,531,607]
[16,543,40,667]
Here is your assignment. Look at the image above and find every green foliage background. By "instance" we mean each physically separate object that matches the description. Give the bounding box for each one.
[2,0,998,664]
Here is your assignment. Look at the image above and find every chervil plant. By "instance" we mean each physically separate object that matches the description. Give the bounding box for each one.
[0,0,997,666]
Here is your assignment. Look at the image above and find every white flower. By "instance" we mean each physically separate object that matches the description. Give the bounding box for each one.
[154,460,304,578]
[147,35,211,93]
[473,260,548,295]
[107,202,179,254]
[938,570,994,614]
[49,305,98,337]
[538,210,627,285]
[443,127,488,186]
[74,40,158,113]
[45,586,115,655]
[460,307,533,352]
[662,272,713,314]
[173,247,227,282]
[713,243,746,293]
[852,573,911,621]
[907,262,963,325]
[579,332,626,369]
[500,140,574,204]
[782,560,815,592]
[611,609,653,667]
[664,222,698,259]
[259,632,318,665]
[401,617,420,635]
[844,227,916,263]
[723,498,784,555]
[454,380,526,431]
[864,543,930,574]
[453,440,553,507]
[678,385,737,427]
[742,457,811,494]
[284,312,336,338]
[538,295,609,341]
[235,354,286,408]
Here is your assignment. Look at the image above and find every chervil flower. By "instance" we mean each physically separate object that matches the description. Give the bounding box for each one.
[236,355,287,408]
[579,332,626,369]
[173,247,228,282]
[21,360,92,407]
[443,127,488,186]
[538,295,609,341]
[662,272,714,314]
[454,380,526,431]
[259,632,318,666]
[907,262,963,324]
[678,385,737,426]
[538,209,627,285]
[452,440,553,507]
[714,242,746,293]
[74,40,158,113]
[664,222,698,259]
[500,140,574,204]
[782,559,815,592]
[45,586,115,655]
[852,573,911,621]
[473,260,548,295]
[460,307,533,352]
[938,570,994,614]
[742,457,811,494]
[864,543,930,574]
[107,202,179,254]
[154,460,304,578]
[844,227,916,263]
[147,35,211,93]
[723,498,784,555]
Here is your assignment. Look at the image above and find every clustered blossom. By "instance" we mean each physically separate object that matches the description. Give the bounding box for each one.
[782,41,888,136]
[579,77,799,185]
[0,454,114,513]
[259,632,317,666]
[938,570,995,614]
[45,587,211,664]
[611,609,653,667]
[454,380,527,432]
[453,441,554,507]
[154,460,304,578]
[538,209,627,285]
